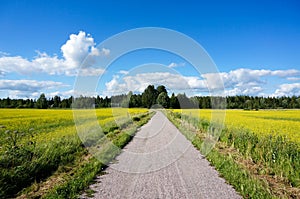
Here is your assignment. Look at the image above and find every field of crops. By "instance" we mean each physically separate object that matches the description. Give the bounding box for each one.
[175,109,300,142]
[0,108,148,141]
[0,108,149,198]
[1,108,300,198]
[169,109,300,198]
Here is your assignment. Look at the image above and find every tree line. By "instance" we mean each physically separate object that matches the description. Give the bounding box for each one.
[1,85,300,109]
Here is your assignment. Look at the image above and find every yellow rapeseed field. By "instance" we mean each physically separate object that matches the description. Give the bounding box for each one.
[0,108,148,142]
[0,108,149,198]
[174,109,300,142]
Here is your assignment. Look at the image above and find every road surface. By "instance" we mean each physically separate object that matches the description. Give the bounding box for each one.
[82,111,241,199]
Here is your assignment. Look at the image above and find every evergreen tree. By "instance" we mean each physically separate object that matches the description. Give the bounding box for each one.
[157,92,170,108]
[157,85,167,95]
[36,93,48,109]
[169,93,180,109]
[142,85,158,108]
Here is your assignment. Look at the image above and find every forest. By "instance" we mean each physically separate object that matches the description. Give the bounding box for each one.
[1,85,300,109]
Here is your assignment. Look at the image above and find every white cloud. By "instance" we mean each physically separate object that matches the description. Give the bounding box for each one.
[3,89,97,99]
[0,56,34,75]
[273,83,300,97]
[287,77,300,81]
[0,31,109,76]
[167,62,185,68]
[0,80,66,91]
[168,62,177,68]
[119,70,129,75]
[77,68,105,76]
[271,69,300,77]
[6,90,41,99]
[33,52,67,75]
[0,79,68,98]
[224,87,263,96]
[104,72,207,96]
[105,75,121,93]
[47,89,98,98]
[213,68,300,87]
[223,68,268,85]
[61,31,96,67]
[104,68,300,97]
[101,48,110,56]
[202,68,300,96]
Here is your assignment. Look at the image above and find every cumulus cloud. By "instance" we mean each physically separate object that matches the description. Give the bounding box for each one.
[0,79,67,98]
[225,87,264,96]
[215,68,299,86]
[104,68,300,97]
[47,89,98,98]
[104,72,208,96]
[0,80,66,91]
[5,90,41,99]
[0,31,109,76]
[273,83,300,97]
[61,31,97,67]
[271,69,300,77]
[203,68,300,96]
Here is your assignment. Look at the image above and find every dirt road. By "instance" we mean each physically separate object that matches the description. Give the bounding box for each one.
[82,111,241,199]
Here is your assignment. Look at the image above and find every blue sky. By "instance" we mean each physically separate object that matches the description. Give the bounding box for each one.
[0,0,300,98]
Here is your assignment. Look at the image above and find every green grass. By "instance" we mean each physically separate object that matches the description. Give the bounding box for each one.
[206,150,274,198]
[0,131,84,198]
[221,128,300,188]
[166,110,300,198]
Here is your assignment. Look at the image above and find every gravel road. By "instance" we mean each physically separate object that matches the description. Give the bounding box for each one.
[82,111,241,199]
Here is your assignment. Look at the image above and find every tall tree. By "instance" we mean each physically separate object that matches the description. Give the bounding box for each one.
[53,95,61,108]
[157,92,170,108]
[36,93,48,109]
[157,85,167,95]
[129,94,142,107]
[121,91,133,108]
[142,85,158,108]
[177,93,194,109]
[169,93,180,109]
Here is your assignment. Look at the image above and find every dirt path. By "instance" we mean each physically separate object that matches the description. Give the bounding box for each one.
[82,111,241,199]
